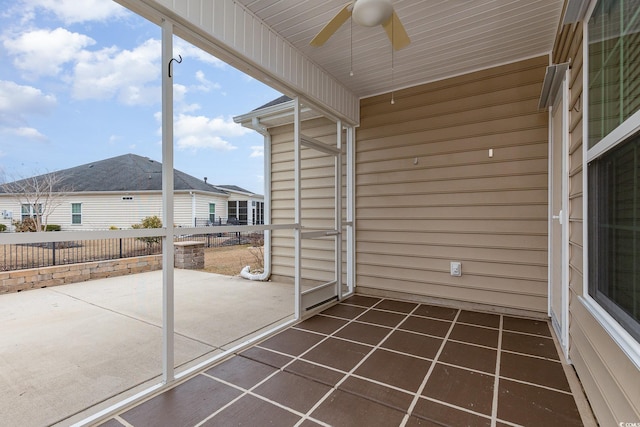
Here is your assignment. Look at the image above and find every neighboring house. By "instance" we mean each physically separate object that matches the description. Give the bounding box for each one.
[216,185,265,225]
[0,154,261,231]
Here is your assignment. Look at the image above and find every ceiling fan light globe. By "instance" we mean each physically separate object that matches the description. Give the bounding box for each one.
[352,0,393,27]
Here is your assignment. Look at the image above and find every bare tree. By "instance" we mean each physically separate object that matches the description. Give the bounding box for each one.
[1,171,70,232]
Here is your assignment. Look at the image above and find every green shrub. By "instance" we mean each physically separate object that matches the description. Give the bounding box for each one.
[132,215,163,246]
[45,224,61,231]
[0,224,6,232]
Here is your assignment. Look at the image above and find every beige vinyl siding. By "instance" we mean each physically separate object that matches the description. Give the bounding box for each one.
[356,56,549,313]
[270,117,348,284]
[554,21,640,424]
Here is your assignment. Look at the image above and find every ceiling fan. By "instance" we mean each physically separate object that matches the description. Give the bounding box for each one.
[310,0,410,50]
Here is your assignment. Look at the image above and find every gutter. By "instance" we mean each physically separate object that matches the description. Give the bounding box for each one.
[239,117,272,281]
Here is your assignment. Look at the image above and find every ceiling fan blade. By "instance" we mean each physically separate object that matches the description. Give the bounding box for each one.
[310,3,353,47]
[382,10,410,50]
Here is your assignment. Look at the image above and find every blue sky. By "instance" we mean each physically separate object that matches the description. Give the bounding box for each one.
[0,0,282,194]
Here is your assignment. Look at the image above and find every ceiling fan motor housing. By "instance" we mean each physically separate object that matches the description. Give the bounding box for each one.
[352,0,394,27]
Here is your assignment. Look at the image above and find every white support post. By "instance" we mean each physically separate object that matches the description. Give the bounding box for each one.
[336,121,343,299]
[161,19,175,384]
[346,125,355,294]
[293,97,302,319]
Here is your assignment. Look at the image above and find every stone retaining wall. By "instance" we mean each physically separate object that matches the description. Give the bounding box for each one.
[0,255,162,294]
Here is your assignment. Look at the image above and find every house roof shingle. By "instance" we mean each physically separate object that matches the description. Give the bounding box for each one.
[1,154,228,195]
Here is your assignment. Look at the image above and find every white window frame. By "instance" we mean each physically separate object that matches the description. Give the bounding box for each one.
[71,202,82,225]
[581,0,640,369]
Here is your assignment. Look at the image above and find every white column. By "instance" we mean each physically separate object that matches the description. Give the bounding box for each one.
[346,125,355,294]
[336,121,343,299]
[294,97,301,319]
[161,18,175,384]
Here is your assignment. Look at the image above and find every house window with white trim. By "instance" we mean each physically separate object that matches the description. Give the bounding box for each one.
[21,203,42,221]
[209,203,215,224]
[71,203,82,225]
[587,0,640,341]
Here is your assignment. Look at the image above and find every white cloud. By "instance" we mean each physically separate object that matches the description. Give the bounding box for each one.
[72,38,161,105]
[173,114,250,151]
[249,145,264,158]
[3,27,95,78]
[0,80,55,141]
[12,126,47,140]
[194,70,221,92]
[21,0,128,24]
[0,80,57,118]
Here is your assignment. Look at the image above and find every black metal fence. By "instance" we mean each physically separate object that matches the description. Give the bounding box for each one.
[0,231,264,272]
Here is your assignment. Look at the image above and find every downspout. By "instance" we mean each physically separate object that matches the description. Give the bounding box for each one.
[241,116,272,281]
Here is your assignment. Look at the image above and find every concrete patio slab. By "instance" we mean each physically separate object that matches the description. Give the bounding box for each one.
[0,270,295,427]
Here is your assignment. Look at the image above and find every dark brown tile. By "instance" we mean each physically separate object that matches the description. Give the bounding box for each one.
[404,416,442,427]
[202,394,300,427]
[284,360,344,387]
[503,316,552,337]
[294,315,349,335]
[298,420,324,427]
[457,310,500,328]
[439,341,497,374]
[311,389,406,427]
[302,337,371,372]
[498,379,582,426]
[339,376,414,412]
[375,299,419,314]
[258,328,325,357]
[413,304,459,321]
[500,352,570,391]
[321,303,367,319]
[354,349,432,392]
[357,309,407,327]
[121,375,242,427]
[399,315,451,337]
[334,321,392,345]
[449,323,499,348]
[98,419,125,427]
[423,364,494,416]
[412,397,492,427]
[343,294,381,307]
[239,346,293,369]
[253,371,332,413]
[205,356,277,389]
[502,331,560,360]
[380,329,442,359]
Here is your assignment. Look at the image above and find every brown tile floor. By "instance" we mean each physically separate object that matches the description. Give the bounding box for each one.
[103,295,585,427]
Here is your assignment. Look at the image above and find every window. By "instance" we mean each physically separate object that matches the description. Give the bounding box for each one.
[238,201,248,225]
[21,203,42,221]
[71,203,82,225]
[228,201,237,224]
[587,0,640,342]
[227,201,248,225]
[209,203,215,224]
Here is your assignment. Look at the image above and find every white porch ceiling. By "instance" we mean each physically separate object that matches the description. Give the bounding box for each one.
[237,0,564,98]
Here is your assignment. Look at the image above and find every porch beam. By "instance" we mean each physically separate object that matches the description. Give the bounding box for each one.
[116,0,359,125]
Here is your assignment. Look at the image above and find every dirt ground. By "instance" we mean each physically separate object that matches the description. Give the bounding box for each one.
[202,245,264,276]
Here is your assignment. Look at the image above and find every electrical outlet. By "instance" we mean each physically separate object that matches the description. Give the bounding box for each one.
[450,261,462,277]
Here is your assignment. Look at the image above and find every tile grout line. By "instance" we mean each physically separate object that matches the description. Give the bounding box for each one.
[192,300,385,427]
[490,314,504,427]
[399,309,462,427]
[295,298,422,426]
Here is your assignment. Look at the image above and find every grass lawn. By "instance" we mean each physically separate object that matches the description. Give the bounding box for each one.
[202,245,264,276]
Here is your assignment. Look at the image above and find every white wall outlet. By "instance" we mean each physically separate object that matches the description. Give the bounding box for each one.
[450,261,462,277]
